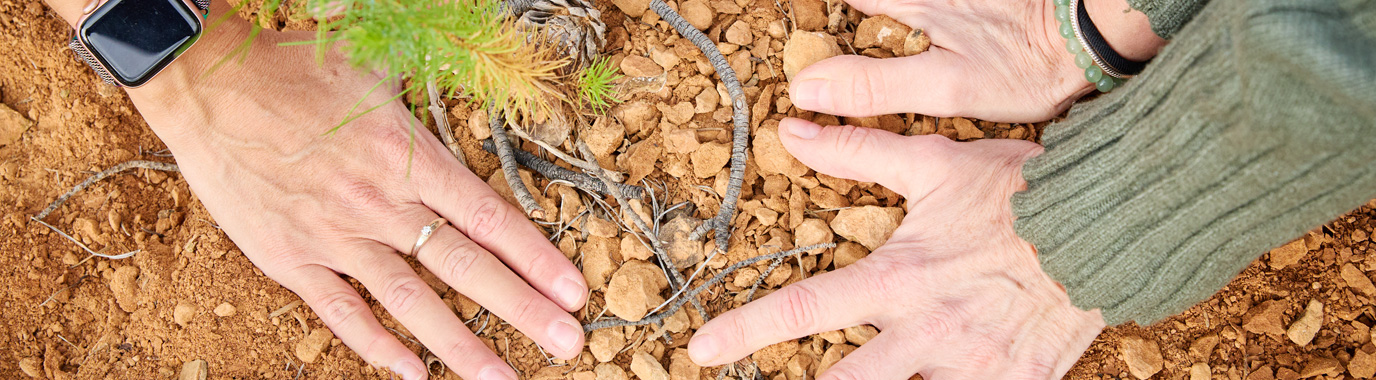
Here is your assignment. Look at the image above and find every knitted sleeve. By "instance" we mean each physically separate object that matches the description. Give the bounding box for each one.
[1125,0,1209,39]
[1012,0,1376,325]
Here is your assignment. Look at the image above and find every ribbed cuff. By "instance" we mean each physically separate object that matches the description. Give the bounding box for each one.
[1125,0,1207,39]
[1012,0,1376,325]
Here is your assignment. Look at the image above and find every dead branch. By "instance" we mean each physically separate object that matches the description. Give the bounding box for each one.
[480,139,644,199]
[34,160,179,220]
[427,81,468,168]
[489,111,546,218]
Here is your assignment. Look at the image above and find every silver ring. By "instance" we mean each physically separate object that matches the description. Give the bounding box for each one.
[411,218,448,256]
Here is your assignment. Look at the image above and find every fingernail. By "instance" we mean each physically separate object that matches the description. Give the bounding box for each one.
[784,119,822,140]
[549,320,582,353]
[554,276,586,310]
[689,332,721,363]
[792,79,833,111]
[393,360,426,380]
[479,366,517,380]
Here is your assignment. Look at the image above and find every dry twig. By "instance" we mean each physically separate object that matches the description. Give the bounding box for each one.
[489,111,546,218]
[34,160,179,220]
[427,81,468,168]
[480,139,644,198]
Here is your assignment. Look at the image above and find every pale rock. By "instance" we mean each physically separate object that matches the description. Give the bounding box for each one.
[617,139,663,184]
[0,104,33,147]
[658,102,695,125]
[174,302,197,327]
[794,218,834,250]
[832,242,868,269]
[213,302,237,317]
[752,122,810,179]
[725,20,753,45]
[902,28,931,56]
[468,109,491,140]
[844,325,878,346]
[658,215,704,268]
[952,118,983,140]
[853,15,911,53]
[664,129,699,154]
[650,48,679,71]
[690,142,731,179]
[295,328,334,363]
[630,351,669,380]
[611,0,650,17]
[679,0,716,30]
[1246,366,1274,380]
[1189,363,1210,380]
[596,363,629,380]
[19,357,41,378]
[622,235,654,261]
[830,206,904,250]
[1342,263,1376,295]
[767,19,787,39]
[791,0,827,31]
[589,328,626,363]
[817,344,855,374]
[621,55,665,77]
[109,265,140,312]
[1188,334,1219,361]
[1118,335,1163,379]
[1286,299,1323,346]
[751,340,799,373]
[178,359,208,380]
[583,236,619,290]
[754,207,779,226]
[586,216,620,238]
[694,87,719,114]
[1298,356,1343,378]
[1268,239,1309,269]
[606,260,669,321]
[669,349,701,380]
[1352,349,1376,378]
[615,101,659,133]
[1241,299,1288,336]
[819,330,846,344]
[782,31,841,81]
[584,117,626,161]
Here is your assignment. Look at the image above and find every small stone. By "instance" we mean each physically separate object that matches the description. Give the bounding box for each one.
[213,302,237,317]
[658,215,704,268]
[817,344,855,374]
[1189,363,1210,380]
[1298,356,1342,378]
[751,340,799,373]
[754,208,779,226]
[952,118,983,140]
[1247,366,1274,380]
[1352,349,1376,378]
[669,350,700,380]
[853,15,911,53]
[1286,299,1323,346]
[1342,263,1376,295]
[621,235,654,261]
[174,302,197,327]
[1118,335,1163,380]
[819,330,846,344]
[617,139,662,185]
[782,31,842,81]
[753,122,810,179]
[1356,229,1370,243]
[630,351,669,380]
[584,117,626,161]
[679,0,715,30]
[596,363,629,380]
[586,216,620,238]
[295,327,335,363]
[606,260,669,321]
[468,109,491,140]
[584,236,620,290]
[178,359,208,380]
[694,87,719,114]
[1268,239,1309,269]
[791,0,826,31]
[649,48,679,71]
[610,0,650,17]
[657,102,695,125]
[589,328,626,363]
[19,357,41,378]
[794,218,834,250]
[1188,334,1220,361]
[843,325,878,346]
[621,55,665,77]
[615,101,659,133]
[690,142,731,179]
[725,21,753,45]
[830,206,904,250]
[902,28,931,56]
[0,104,34,147]
[832,241,868,269]
[1241,299,1287,336]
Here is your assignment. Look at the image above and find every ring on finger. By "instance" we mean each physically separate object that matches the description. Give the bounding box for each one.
[411,217,449,255]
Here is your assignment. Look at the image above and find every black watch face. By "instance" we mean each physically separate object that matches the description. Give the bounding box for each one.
[80,0,202,86]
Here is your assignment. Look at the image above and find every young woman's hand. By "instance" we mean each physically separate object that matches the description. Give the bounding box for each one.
[686,119,1106,379]
[46,2,587,379]
[789,0,1164,122]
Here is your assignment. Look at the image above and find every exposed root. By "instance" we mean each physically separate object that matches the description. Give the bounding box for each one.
[34,159,180,220]
[581,243,835,332]
[489,111,547,218]
[649,0,751,252]
[480,139,645,198]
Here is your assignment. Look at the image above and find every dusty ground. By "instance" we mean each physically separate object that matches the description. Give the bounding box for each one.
[3,0,1376,379]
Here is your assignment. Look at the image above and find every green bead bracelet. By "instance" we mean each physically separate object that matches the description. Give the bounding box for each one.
[1055,0,1126,92]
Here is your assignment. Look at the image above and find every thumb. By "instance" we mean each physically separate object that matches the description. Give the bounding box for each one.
[777,118,953,199]
[789,51,965,118]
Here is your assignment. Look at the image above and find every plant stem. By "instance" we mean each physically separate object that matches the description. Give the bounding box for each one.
[427,81,468,168]
[34,160,180,221]
[480,140,645,198]
[489,111,546,218]
[649,0,750,252]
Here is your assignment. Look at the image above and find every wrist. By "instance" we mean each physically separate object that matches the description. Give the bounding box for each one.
[1082,0,1165,61]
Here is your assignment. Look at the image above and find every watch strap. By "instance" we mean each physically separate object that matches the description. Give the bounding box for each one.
[70,0,210,87]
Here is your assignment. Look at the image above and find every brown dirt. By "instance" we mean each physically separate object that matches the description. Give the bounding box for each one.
[3,0,1375,379]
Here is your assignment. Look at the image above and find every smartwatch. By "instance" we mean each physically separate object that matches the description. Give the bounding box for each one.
[69,0,211,87]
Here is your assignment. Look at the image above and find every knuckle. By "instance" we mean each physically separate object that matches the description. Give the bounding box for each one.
[848,64,886,114]
[435,238,483,283]
[335,179,392,213]
[438,337,480,360]
[370,126,416,171]
[830,125,874,159]
[820,364,866,380]
[464,195,511,241]
[774,285,822,332]
[380,275,428,316]
[506,295,544,326]
[314,290,373,327]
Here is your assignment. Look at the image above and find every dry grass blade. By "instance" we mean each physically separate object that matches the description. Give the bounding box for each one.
[34,160,179,220]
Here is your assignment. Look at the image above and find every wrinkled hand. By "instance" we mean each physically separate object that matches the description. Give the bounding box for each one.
[686,119,1105,379]
[789,0,1159,122]
[117,11,586,380]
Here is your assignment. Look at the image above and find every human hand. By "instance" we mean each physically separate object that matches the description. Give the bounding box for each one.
[65,8,587,380]
[788,0,1165,122]
[686,119,1106,379]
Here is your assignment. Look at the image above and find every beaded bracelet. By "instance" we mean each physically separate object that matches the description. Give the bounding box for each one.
[1054,0,1146,92]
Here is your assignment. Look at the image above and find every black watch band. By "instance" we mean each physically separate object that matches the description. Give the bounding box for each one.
[69,0,210,87]
[1072,0,1148,78]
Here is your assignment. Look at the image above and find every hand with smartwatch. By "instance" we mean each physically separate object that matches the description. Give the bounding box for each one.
[47,0,587,379]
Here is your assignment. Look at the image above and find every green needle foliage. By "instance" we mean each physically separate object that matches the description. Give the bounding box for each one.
[575,57,622,113]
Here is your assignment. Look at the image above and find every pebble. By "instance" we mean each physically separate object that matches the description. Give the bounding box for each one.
[649,48,679,71]
[620,55,665,77]
[174,302,196,327]
[589,328,626,363]
[819,330,846,345]
[19,357,41,377]
[630,351,669,380]
[610,0,649,17]
[830,206,904,250]
[663,129,700,154]
[725,20,753,45]
[294,328,335,363]
[902,28,931,56]
[178,359,208,380]
[853,15,911,53]
[752,122,810,179]
[751,340,799,373]
[669,349,701,380]
[657,102,695,125]
[1188,334,1219,361]
[690,141,731,179]
[791,0,826,31]
[584,117,626,161]
[1189,363,1210,380]
[1117,335,1163,379]
[1342,263,1376,295]
[605,260,669,321]
[1298,356,1343,378]
[614,101,659,133]
[213,302,237,317]
[595,363,629,380]
[782,31,841,81]
[1352,349,1376,378]
[0,104,33,147]
[617,139,662,185]
[1241,299,1287,336]
[816,343,854,374]
[583,236,620,290]
[658,215,704,268]
[694,87,719,114]
[952,118,984,140]
[586,216,620,238]
[1268,239,1309,269]
[621,235,654,261]
[678,0,716,30]
[1285,299,1323,346]
[843,325,878,346]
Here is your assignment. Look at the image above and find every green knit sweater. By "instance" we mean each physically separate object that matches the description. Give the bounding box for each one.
[1012,0,1376,325]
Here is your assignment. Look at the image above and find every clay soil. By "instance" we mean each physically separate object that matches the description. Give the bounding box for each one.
[3,0,1376,379]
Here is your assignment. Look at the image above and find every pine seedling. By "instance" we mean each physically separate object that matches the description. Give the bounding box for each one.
[575,57,622,113]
